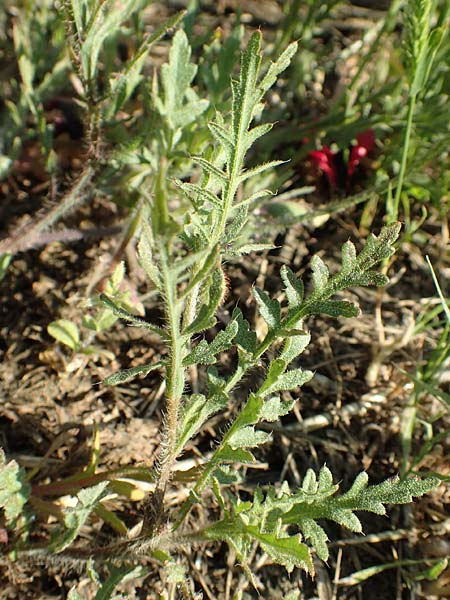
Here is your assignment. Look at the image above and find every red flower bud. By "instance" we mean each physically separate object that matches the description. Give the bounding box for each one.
[348,129,375,177]
[309,146,338,187]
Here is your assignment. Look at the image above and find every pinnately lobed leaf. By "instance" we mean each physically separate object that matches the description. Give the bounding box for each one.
[280,470,439,562]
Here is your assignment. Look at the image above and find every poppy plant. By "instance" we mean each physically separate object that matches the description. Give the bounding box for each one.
[309,129,375,188]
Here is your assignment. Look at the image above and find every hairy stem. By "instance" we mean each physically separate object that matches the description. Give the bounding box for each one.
[0,165,95,255]
[155,247,185,493]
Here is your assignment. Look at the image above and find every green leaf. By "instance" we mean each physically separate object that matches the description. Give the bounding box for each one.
[138,224,161,288]
[253,287,281,330]
[176,181,222,209]
[283,472,439,533]
[247,527,312,574]
[213,466,243,486]
[259,358,287,394]
[327,507,362,533]
[411,25,445,97]
[233,393,264,428]
[110,261,125,290]
[99,294,168,340]
[183,340,216,366]
[258,41,298,97]
[69,0,87,37]
[216,446,256,464]
[103,362,163,386]
[243,122,273,152]
[0,253,12,283]
[177,393,227,453]
[311,255,329,291]
[192,156,228,185]
[223,206,249,244]
[281,265,304,309]
[234,188,274,210]
[226,243,275,257]
[94,565,147,600]
[238,160,286,184]
[208,320,239,354]
[279,331,311,365]
[170,100,210,130]
[309,300,360,318]
[357,222,400,270]
[231,31,262,147]
[184,268,226,334]
[351,271,389,288]
[204,514,312,574]
[341,240,357,275]
[157,29,209,129]
[343,471,369,498]
[259,396,295,422]
[232,308,257,354]
[228,426,271,449]
[302,468,318,494]
[106,11,185,118]
[285,224,401,323]
[81,0,139,81]
[161,29,195,108]
[83,311,117,333]
[337,559,437,586]
[208,122,234,159]
[206,366,226,396]
[415,557,449,582]
[261,367,314,396]
[51,482,109,552]
[48,319,80,351]
[298,518,329,561]
[0,449,30,526]
[345,475,440,511]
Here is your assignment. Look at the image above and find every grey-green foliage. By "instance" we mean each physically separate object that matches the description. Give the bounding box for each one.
[95,27,438,578]
[5,28,436,589]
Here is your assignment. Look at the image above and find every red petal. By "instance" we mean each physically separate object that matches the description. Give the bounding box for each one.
[309,146,338,187]
[348,129,375,176]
